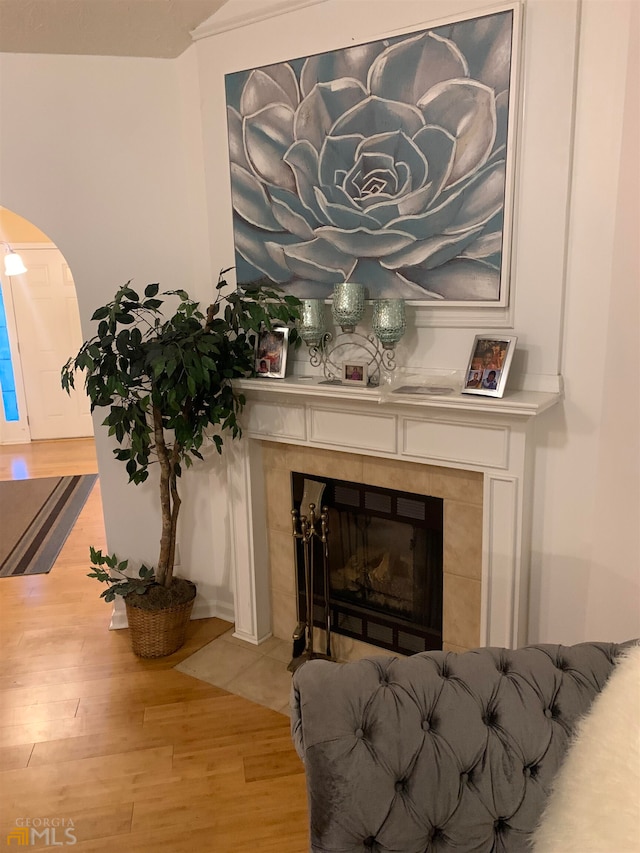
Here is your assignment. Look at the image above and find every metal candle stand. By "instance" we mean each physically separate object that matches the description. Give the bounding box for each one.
[307,330,399,386]
[288,501,333,672]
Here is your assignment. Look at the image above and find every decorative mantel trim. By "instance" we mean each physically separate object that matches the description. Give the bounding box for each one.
[226,379,560,652]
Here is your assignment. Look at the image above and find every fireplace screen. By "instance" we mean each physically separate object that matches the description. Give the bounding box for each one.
[292,473,443,655]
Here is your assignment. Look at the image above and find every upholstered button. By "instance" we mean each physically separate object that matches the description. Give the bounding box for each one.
[363,836,375,848]
[422,719,431,731]
[395,780,405,792]
[460,772,469,784]
[544,708,553,718]
[523,766,531,778]
[355,727,364,738]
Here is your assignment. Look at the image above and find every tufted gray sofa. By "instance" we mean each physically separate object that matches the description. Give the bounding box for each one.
[290,641,633,852]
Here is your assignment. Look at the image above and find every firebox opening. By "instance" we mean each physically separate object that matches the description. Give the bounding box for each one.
[292,472,443,656]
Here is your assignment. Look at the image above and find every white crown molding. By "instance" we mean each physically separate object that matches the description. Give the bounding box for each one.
[191,0,329,40]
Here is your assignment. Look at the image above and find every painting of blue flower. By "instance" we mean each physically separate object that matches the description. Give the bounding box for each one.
[225,6,520,303]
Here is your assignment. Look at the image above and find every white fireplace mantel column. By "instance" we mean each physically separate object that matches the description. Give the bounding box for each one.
[227,378,560,650]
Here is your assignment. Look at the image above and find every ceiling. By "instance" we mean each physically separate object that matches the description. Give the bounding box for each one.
[0,0,230,59]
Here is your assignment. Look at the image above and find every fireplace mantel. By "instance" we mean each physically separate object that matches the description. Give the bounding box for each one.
[226,378,561,652]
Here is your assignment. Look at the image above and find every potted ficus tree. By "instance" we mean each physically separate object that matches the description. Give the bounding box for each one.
[61,269,300,657]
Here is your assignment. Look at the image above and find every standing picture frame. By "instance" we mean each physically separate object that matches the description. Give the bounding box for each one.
[462,335,517,398]
[342,362,367,386]
[255,326,290,378]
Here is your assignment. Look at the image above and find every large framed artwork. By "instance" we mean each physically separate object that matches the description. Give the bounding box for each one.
[225,3,522,305]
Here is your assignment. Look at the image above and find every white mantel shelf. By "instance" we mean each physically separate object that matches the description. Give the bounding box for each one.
[227,375,562,654]
[236,377,561,419]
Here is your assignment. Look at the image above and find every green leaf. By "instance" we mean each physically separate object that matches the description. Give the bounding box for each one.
[144,283,160,297]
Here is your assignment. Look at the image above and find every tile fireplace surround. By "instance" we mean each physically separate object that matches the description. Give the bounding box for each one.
[227,378,560,656]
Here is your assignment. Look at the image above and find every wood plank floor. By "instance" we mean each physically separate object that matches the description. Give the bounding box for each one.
[0,439,309,851]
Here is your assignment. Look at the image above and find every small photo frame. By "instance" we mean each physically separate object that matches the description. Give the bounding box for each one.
[462,335,517,398]
[342,361,367,386]
[255,326,289,378]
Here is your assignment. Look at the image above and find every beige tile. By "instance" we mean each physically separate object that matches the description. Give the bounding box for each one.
[175,639,261,688]
[268,529,298,598]
[271,590,297,642]
[261,441,308,472]
[442,574,481,650]
[264,468,294,533]
[444,501,483,580]
[430,468,483,504]
[216,631,291,663]
[298,446,364,483]
[225,656,293,713]
[443,642,470,654]
[264,637,294,664]
[362,457,433,496]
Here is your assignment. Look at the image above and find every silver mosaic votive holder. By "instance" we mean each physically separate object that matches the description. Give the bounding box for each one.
[372,299,406,349]
[298,298,327,346]
[331,282,365,332]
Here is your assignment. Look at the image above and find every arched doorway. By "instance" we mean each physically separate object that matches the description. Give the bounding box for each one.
[0,207,93,443]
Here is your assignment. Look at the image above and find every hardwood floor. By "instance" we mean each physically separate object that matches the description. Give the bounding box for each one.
[0,439,309,851]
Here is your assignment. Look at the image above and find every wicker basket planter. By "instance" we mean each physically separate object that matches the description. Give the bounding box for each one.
[125,584,196,658]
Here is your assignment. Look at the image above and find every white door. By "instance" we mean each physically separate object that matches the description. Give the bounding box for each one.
[9,247,93,440]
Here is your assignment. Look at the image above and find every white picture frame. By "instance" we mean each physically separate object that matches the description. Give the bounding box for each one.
[255,326,290,379]
[461,335,517,398]
[342,361,367,386]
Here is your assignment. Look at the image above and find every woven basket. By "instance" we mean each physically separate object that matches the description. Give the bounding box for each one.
[125,593,195,658]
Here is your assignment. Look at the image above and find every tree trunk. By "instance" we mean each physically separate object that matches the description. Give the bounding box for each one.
[153,404,179,587]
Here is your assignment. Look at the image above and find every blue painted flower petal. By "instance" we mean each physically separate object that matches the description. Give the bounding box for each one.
[318,135,362,191]
[300,42,385,97]
[284,140,336,228]
[316,226,415,258]
[369,32,468,105]
[349,258,441,299]
[281,238,356,283]
[400,258,500,300]
[448,11,513,94]
[344,151,399,203]
[331,96,425,139]
[314,186,382,230]
[382,225,484,269]
[294,80,368,152]
[460,230,503,262]
[445,161,505,232]
[410,126,456,208]
[244,105,297,191]
[419,79,496,185]
[230,163,283,232]
[227,106,251,172]
[240,64,300,115]
[233,217,298,283]
[357,131,429,191]
[269,185,320,236]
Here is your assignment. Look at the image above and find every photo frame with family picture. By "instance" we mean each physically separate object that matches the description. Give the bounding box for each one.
[342,362,367,386]
[462,335,517,398]
[255,326,289,378]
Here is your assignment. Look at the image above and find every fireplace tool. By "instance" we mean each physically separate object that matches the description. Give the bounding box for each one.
[288,480,333,672]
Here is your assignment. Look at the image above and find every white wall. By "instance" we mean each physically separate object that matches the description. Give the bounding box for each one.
[529,0,639,643]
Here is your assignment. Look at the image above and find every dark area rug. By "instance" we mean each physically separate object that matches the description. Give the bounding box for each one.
[0,474,98,577]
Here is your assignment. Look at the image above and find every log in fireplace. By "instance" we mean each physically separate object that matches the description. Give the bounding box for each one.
[292,472,444,657]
